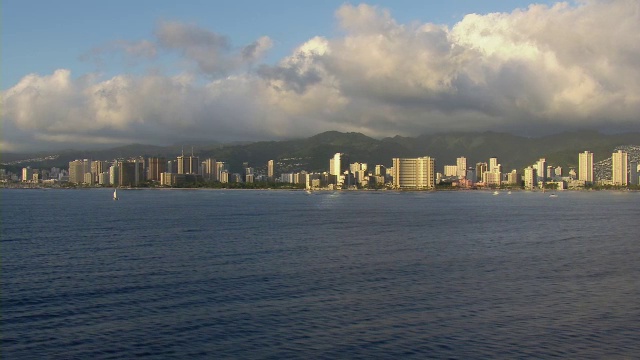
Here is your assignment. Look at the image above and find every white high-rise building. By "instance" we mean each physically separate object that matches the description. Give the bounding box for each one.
[109,163,119,186]
[329,153,342,176]
[524,166,537,190]
[612,150,628,186]
[214,162,228,182]
[392,157,436,189]
[489,157,499,173]
[535,158,546,184]
[456,157,467,179]
[578,151,594,184]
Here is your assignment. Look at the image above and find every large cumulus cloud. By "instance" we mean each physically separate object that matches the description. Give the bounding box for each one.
[3,1,640,152]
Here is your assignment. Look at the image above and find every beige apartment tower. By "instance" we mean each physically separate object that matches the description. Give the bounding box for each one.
[267,160,274,181]
[456,157,467,179]
[392,157,436,189]
[578,151,594,184]
[612,150,628,186]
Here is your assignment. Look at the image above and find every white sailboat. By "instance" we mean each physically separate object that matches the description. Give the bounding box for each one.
[113,188,118,201]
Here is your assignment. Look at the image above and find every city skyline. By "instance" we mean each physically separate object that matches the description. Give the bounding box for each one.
[5,147,639,191]
[3,1,640,153]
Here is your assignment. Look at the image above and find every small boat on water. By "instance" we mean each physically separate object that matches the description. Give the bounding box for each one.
[113,188,118,201]
[492,191,499,195]
[549,193,558,198]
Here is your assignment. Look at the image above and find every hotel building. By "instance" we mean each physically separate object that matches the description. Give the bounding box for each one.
[456,157,467,179]
[524,166,536,190]
[147,157,167,182]
[392,157,435,189]
[69,159,92,184]
[177,150,199,175]
[267,160,275,182]
[612,150,628,186]
[578,151,594,184]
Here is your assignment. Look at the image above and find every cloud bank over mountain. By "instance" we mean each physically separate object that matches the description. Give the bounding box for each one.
[3,1,640,152]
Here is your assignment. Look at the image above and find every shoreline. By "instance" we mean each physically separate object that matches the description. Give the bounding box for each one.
[2,185,638,193]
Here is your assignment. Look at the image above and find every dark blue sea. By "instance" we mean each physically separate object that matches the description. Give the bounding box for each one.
[2,188,639,359]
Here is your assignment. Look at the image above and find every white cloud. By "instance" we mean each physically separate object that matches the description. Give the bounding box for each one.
[3,1,640,152]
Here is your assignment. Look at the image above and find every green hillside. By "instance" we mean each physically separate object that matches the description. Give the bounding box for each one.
[3,131,639,174]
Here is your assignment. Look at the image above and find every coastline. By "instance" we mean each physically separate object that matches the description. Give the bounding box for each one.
[2,185,638,193]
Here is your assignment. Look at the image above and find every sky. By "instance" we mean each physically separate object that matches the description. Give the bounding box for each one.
[2,0,640,152]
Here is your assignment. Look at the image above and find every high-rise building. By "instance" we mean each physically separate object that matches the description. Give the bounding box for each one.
[535,158,546,184]
[484,171,501,187]
[507,169,520,185]
[91,161,109,183]
[329,153,342,176]
[612,150,628,186]
[578,151,594,184]
[630,161,638,185]
[489,157,499,173]
[267,160,275,181]
[475,162,487,182]
[109,163,119,186]
[329,153,349,186]
[546,166,554,180]
[392,157,435,189]
[68,159,92,184]
[177,148,199,175]
[524,166,537,190]
[444,165,458,177]
[148,157,167,181]
[456,157,467,179]
[350,162,367,174]
[215,162,228,182]
[119,161,143,187]
[22,167,34,182]
[202,158,216,181]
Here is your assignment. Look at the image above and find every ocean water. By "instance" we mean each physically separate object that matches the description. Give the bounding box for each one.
[2,188,639,359]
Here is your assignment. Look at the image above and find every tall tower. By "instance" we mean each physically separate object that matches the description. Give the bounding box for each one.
[578,151,594,184]
[456,157,467,179]
[177,148,199,174]
[535,158,547,185]
[214,161,228,182]
[524,166,537,190]
[203,158,216,181]
[68,159,91,184]
[267,160,274,181]
[147,157,167,181]
[475,162,488,182]
[629,161,638,185]
[612,150,628,186]
[489,157,499,173]
[329,153,342,176]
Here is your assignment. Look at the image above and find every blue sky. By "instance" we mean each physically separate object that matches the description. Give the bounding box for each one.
[3,0,639,152]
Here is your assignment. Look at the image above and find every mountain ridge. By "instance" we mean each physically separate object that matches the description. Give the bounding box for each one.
[3,131,639,174]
